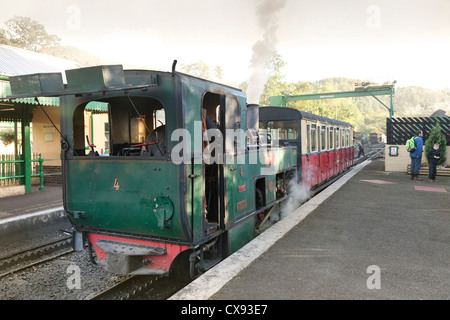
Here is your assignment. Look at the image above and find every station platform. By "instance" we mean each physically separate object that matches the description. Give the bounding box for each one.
[171,158,450,300]
[0,184,63,218]
[0,184,65,236]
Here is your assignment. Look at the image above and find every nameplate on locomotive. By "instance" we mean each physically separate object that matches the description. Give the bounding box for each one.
[236,200,247,212]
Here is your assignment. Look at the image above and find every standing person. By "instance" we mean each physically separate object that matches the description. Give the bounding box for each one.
[357,141,365,158]
[427,143,441,182]
[409,130,424,181]
[202,108,218,223]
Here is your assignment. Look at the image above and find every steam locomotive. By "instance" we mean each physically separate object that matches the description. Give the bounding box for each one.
[8,64,353,280]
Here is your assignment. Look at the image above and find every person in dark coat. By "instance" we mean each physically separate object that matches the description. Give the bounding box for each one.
[427,143,441,182]
[409,130,424,181]
[357,142,365,158]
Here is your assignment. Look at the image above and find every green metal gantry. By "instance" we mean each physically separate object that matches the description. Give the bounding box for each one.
[269,84,395,118]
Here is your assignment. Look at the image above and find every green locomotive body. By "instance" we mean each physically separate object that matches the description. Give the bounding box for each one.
[49,65,297,277]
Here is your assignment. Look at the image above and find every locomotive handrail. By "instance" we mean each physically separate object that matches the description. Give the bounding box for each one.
[247,131,272,149]
[247,143,272,150]
[130,141,158,147]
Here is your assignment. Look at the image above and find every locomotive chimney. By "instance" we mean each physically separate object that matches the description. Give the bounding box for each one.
[246,104,259,131]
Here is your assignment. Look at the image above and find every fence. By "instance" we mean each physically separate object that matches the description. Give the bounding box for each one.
[0,153,61,190]
[1,153,37,186]
[386,117,450,145]
[0,154,19,186]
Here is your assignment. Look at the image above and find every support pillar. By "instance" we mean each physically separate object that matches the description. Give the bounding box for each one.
[21,106,33,194]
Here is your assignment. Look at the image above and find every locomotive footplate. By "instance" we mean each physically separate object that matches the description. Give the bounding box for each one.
[96,239,167,275]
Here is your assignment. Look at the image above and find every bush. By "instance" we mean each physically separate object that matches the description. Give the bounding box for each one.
[0,129,15,146]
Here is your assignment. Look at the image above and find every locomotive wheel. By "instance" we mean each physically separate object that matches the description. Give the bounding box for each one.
[170,250,199,282]
[170,250,191,282]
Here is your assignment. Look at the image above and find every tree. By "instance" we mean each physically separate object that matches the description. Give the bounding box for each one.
[258,53,291,105]
[287,82,363,129]
[0,16,60,51]
[424,122,447,166]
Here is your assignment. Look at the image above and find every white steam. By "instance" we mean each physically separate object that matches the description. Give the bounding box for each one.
[280,180,311,219]
[258,179,310,231]
[247,0,288,104]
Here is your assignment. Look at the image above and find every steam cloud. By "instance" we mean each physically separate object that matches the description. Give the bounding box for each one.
[280,180,311,219]
[247,0,288,104]
[261,179,310,231]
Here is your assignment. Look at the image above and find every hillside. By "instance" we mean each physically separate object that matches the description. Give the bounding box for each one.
[308,77,449,133]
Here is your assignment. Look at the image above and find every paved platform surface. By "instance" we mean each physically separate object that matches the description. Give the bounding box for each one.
[0,184,62,220]
[172,159,450,300]
[0,184,65,238]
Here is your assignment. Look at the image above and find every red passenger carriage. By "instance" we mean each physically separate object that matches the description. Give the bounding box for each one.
[259,107,354,189]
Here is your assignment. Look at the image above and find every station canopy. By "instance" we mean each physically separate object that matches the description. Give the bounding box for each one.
[0,45,117,120]
[0,44,81,121]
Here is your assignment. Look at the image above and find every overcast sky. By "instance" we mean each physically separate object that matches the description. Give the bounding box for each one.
[2,0,450,89]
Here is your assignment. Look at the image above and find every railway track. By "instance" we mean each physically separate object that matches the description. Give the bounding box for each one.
[88,274,187,300]
[0,236,73,279]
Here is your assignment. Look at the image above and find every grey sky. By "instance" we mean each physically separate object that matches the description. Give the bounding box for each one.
[2,0,450,89]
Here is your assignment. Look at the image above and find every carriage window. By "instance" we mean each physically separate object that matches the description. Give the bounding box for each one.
[346,129,350,147]
[73,97,166,157]
[341,128,345,147]
[306,124,311,153]
[311,124,317,152]
[344,129,347,147]
[336,128,340,148]
[321,125,326,150]
[267,120,299,140]
[329,126,334,149]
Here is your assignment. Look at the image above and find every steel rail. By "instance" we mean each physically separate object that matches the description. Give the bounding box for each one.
[0,237,73,278]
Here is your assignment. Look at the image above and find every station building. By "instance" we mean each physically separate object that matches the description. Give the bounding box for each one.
[0,44,80,196]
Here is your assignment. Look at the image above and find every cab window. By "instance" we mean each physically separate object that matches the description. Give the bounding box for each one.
[267,120,299,140]
[73,97,166,157]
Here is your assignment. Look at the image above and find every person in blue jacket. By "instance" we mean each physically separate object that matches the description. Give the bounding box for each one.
[409,129,424,181]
